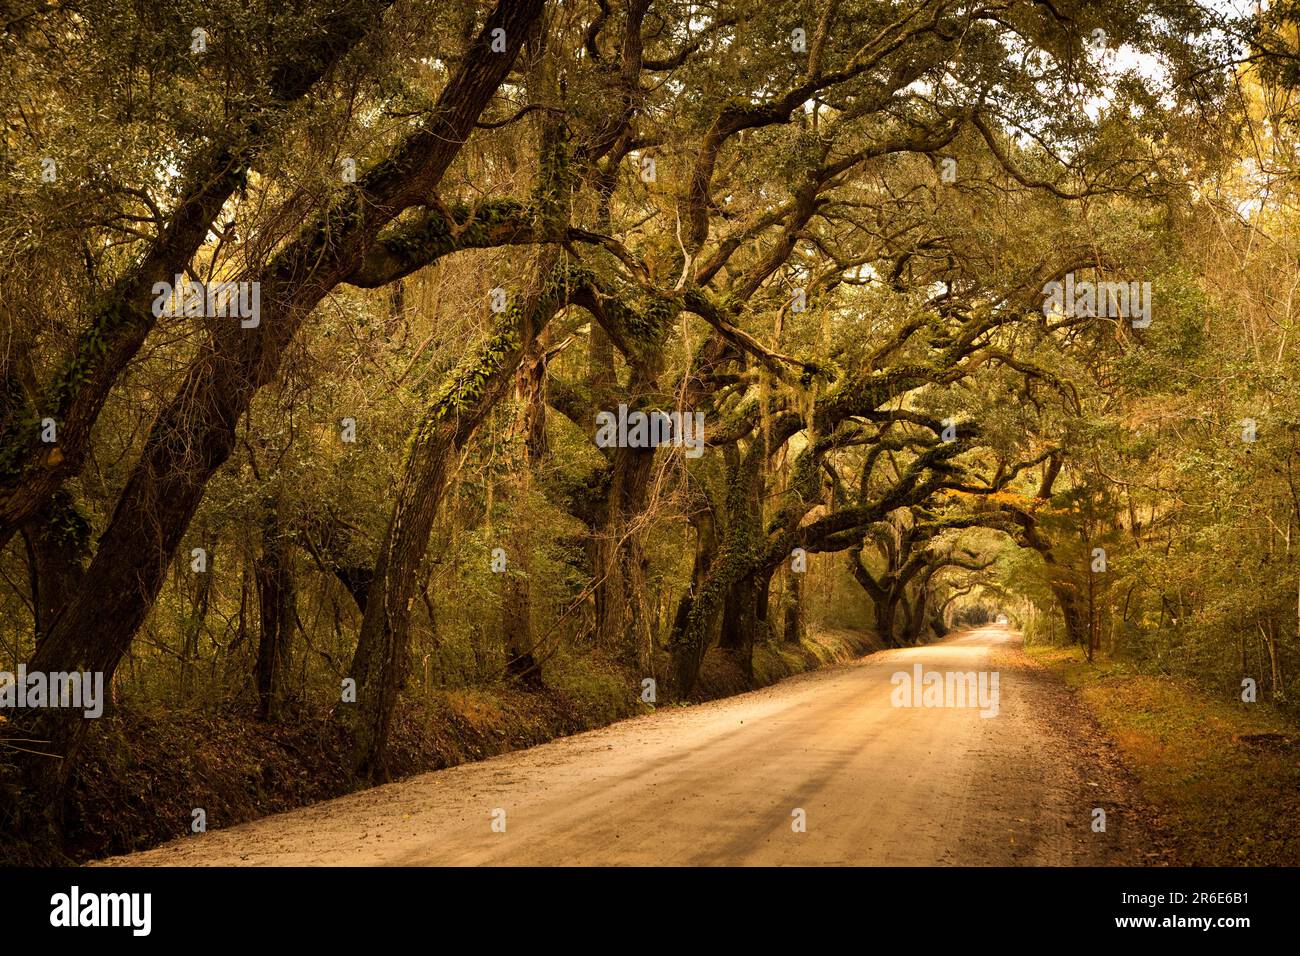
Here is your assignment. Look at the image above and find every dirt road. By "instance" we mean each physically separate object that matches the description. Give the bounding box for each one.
[98,625,1155,866]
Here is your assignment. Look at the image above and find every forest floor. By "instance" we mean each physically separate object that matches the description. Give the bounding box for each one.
[1030,645,1300,865]
[96,625,1161,865]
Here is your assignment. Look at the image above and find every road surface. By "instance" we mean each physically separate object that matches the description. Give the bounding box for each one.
[98,625,1154,866]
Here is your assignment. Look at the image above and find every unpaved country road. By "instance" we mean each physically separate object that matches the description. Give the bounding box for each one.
[99,625,1158,866]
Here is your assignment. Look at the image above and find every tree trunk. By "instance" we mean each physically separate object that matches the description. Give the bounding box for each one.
[19,490,89,647]
[783,564,804,644]
[874,593,901,648]
[673,440,763,693]
[593,444,656,671]
[345,253,567,779]
[1263,620,1285,702]
[255,506,296,721]
[719,571,759,682]
[667,494,717,661]
[928,599,949,639]
[903,586,930,645]
[500,568,541,688]
[1050,578,1089,650]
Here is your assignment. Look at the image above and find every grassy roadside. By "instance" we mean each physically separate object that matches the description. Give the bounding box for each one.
[1026,644,1300,865]
[12,627,875,865]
